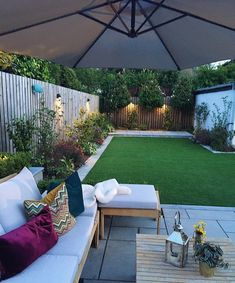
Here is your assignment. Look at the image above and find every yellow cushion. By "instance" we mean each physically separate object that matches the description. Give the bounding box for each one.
[43,183,64,205]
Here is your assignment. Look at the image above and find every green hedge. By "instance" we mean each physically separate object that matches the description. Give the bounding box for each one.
[0,152,32,179]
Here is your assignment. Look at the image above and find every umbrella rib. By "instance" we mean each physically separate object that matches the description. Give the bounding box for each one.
[138,15,186,35]
[136,0,166,33]
[78,12,129,36]
[143,0,235,33]
[0,0,122,38]
[137,0,180,70]
[73,0,131,68]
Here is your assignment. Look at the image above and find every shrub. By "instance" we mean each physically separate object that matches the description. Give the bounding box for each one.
[52,140,85,169]
[171,76,193,110]
[127,109,138,129]
[60,67,82,90]
[210,126,229,151]
[195,103,209,130]
[139,77,164,109]
[82,142,97,156]
[163,107,173,130]
[0,152,31,178]
[194,129,211,145]
[7,116,35,152]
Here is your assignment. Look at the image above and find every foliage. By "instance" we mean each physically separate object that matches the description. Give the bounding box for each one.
[0,51,13,70]
[0,152,31,178]
[60,66,82,90]
[157,71,179,96]
[210,127,230,151]
[139,76,164,110]
[52,140,85,176]
[211,97,232,129]
[163,107,173,130]
[195,103,210,129]
[194,129,211,145]
[193,221,207,241]
[33,100,57,175]
[139,124,148,130]
[100,72,130,113]
[66,110,112,154]
[171,76,194,110]
[127,109,138,129]
[75,68,101,94]
[12,55,53,83]
[82,142,97,156]
[7,116,35,152]
[194,242,229,269]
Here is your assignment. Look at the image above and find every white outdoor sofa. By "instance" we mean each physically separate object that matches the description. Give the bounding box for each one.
[0,170,99,283]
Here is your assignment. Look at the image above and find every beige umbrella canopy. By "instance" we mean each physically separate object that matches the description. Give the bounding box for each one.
[0,0,235,70]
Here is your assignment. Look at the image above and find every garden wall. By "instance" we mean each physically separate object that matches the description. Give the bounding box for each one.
[0,71,99,152]
[195,83,235,131]
[110,97,193,130]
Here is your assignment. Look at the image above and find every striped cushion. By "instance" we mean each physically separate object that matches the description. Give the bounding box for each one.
[24,185,76,236]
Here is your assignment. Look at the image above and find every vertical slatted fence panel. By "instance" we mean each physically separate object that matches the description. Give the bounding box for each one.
[0,71,99,153]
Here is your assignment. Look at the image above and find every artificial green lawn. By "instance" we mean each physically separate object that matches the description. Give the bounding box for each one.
[84,137,235,206]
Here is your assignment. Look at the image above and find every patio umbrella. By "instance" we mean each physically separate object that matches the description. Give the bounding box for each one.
[0,0,235,70]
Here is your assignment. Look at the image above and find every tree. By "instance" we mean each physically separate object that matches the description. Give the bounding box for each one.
[100,72,130,114]
[139,75,164,110]
[60,66,82,90]
[171,75,194,110]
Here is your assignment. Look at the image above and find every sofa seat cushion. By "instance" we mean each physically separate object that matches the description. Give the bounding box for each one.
[80,202,97,218]
[98,184,157,209]
[46,216,94,260]
[0,167,41,232]
[3,254,79,283]
[0,207,58,280]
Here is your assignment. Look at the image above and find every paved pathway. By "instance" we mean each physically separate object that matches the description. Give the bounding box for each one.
[110,130,192,138]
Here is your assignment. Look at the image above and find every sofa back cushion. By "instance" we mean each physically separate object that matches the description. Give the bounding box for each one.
[0,206,58,280]
[0,167,41,232]
[0,224,5,236]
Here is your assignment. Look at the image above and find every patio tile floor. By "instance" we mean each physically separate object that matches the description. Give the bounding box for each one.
[81,204,235,283]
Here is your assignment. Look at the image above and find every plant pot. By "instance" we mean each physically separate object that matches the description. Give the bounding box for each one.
[199,262,215,277]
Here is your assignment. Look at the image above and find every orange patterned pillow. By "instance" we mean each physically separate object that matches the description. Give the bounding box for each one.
[24,184,76,236]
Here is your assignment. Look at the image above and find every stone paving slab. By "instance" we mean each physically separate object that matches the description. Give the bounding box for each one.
[99,240,136,282]
[109,227,138,241]
[218,220,235,233]
[110,130,192,138]
[162,208,189,219]
[227,233,235,242]
[84,280,133,283]
[165,218,228,238]
[112,216,165,229]
[139,228,167,235]
[82,240,107,280]
[162,204,235,211]
[186,209,235,220]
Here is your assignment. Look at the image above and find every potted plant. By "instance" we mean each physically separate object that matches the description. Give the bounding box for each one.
[194,242,229,277]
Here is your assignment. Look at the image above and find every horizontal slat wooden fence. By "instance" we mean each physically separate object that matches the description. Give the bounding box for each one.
[0,71,99,152]
[109,97,193,130]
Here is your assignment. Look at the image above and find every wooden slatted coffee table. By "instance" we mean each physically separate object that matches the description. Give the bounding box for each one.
[136,234,235,282]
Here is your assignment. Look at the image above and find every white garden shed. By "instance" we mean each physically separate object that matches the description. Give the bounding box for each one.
[194,83,235,132]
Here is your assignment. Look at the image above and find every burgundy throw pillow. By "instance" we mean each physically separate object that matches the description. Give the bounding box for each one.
[0,206,58,280]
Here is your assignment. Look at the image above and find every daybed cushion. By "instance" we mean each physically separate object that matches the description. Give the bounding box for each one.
[0,224,5,236]
[0,207,58,280]
[98,184,158,209]
[3,254,79,283]
[46,216,94,260]
[0,167,41,232]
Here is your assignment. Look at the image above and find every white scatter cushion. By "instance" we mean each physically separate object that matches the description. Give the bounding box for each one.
[117,185,132,195]
[0,167,41,232]
[0,224,5,236]
[95,179,119,204]
[82,184,96,208]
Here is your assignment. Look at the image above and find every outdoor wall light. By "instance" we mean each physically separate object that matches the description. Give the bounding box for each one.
[87,98,90,102]
[32,84,43,94]
[57,93,61,99]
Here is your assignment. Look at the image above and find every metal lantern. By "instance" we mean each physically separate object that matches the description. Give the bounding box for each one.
[165,211,189,268]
